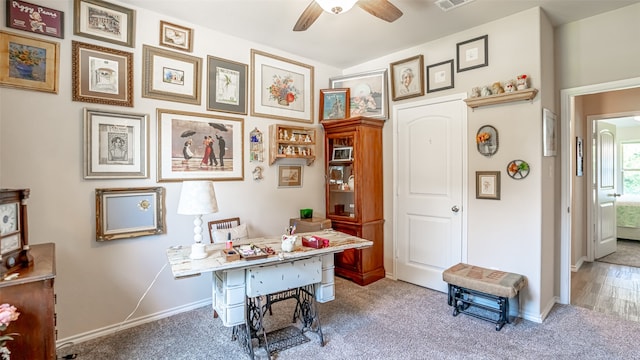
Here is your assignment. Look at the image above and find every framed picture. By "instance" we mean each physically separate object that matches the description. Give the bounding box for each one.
[142,45,202,105]
[476,124,499,157]
[157,108,244,182]
[159,20,193,52]
[390,55,424,101]
[72,41,133,107]
[330,69,389,120]
[83,108,149,179]
[6,0,64,39]
[543,108,557,156]
[332,147,353,162]
[319,88,350,121]
[73,0,135,47]
[250,49,314,123]
[95,187,166,241]
[207,55,247,115]
[278,165,303,188]
[476,171,500,200]
[576,136,584,177]
[0,30,59,93]
[426,59,454,93]
[456,35,488,72]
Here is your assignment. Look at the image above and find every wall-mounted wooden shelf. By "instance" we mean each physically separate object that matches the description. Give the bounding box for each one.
[269,124,316,166]
[464,88,538,109]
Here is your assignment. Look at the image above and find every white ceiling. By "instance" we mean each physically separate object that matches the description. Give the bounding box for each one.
[119,0,639,68]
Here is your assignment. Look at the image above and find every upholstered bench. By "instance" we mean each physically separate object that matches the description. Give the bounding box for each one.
[442,263,526,331]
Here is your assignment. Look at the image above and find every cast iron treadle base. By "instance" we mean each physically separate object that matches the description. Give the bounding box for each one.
[448,283,510,331]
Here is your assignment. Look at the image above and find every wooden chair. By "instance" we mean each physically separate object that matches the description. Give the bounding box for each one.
[208,217,241,243]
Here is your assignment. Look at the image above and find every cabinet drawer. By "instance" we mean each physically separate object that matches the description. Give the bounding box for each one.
[215,269,245,286]
[215,303,245,327]
[315,283,335,303]
[321,254,334,268]
[215,276,245,306]
[246,257,322,297]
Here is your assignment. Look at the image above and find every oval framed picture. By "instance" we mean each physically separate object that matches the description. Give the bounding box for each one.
[476,125,498,157]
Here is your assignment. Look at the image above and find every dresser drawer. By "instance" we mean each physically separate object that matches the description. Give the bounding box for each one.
[246,257,322,297]
[315,283,335,303]
[215,303,245,327]
[215,276,245,306]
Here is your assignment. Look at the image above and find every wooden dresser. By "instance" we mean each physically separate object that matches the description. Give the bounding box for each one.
[0,243,56,360]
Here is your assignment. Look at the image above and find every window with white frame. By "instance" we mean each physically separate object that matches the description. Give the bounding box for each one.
[621,141,640,194]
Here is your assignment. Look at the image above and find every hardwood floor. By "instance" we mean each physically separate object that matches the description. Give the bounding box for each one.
[571,261,640,322]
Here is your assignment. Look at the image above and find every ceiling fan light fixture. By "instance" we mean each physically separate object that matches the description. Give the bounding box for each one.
[316,0,358,15]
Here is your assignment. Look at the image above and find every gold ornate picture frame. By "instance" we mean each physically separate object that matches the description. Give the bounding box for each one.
[0,30,59,93]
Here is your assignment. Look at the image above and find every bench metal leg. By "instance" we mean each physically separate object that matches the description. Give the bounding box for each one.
[447,284,513,331]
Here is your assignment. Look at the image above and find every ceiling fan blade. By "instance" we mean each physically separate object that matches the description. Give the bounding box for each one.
[293,1,323,31]
[357,0,403,23]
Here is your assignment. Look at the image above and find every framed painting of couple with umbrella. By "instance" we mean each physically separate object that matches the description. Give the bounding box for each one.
[157,108,244,181]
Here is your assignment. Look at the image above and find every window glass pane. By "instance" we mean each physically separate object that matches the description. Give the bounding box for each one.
[622,142,640,169]
[623,170,640,194]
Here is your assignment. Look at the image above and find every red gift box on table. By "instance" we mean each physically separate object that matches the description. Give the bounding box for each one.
[302,235,330,249]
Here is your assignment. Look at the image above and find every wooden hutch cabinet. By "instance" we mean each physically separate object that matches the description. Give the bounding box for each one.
[321,116,384,286]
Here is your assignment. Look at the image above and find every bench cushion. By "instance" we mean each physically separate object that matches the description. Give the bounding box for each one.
[443,263,526,298]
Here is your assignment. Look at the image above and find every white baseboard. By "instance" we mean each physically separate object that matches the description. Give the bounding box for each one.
[571,256,587,272]
[56,298,212,347]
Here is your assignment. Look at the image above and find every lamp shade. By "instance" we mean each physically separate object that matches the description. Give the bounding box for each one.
[316,0,358,14]
[177,181,219,215]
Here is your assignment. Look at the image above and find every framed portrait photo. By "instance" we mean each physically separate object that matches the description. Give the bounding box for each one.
[456,35,488,72]
[330,69,389,120]
[251,49,314,123]
[390,55,424,101]
[476,171,500,200]
[332,147,353,162]
[0,30,59,94]
[73,0,135,47]
[426,59,454,93]
[159,20,193,52]
[83,108,149,179]
[207,55,247,115]
[157,108,244,182]
[319,88,350,121]
[278,165,303,188]
[72,41,133,107]
[6,0,64,39]
[142,45,202,105]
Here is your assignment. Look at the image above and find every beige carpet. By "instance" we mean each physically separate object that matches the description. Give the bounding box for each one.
[597,239,640,268]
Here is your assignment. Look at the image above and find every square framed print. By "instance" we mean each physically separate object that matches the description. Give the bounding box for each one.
[0,30,59,93]
[73,0,135,47]
[159,20,193,52]
[456,35,488,72]
[157,108,244,182]
[426,59,454,93]
[95,187,165,241]
[332,147,353,162]
[83,108,149,179]
[543,108,557,156]
[250,49,314,123]
[207,55,247,115]
[72,41,133,107]
[142,45,202,105]
[390,55,424,101]
[319,88,350,121]
[476,171,500,200]
[330,69,389,120]
[6,0,64,39]
[278,165,303,188]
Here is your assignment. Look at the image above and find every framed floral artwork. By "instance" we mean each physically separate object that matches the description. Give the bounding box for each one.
[457,35,488,72]
[319,88,350,121]
[329,69,389,121]
[73,0,135,47]
[250,49,314,123]
[0,30,59,93]
[6,0,64,39]
[476,125,498,157]
[390,55,424,101]
[159,20,193,52]
[476,171,500,200]
[83,108,149,179]
[72,41,133,107]
[157,108,244,182]
[207,55,247,115]
[142,45,202,105]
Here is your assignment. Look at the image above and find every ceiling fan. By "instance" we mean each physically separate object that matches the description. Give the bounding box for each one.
[293,0,403,31]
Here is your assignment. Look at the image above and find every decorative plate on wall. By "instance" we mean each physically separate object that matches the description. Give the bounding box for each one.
[476,125,498,157]
[507,160,530,179]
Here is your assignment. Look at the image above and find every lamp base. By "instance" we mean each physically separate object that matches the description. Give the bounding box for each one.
[189,243,208,259]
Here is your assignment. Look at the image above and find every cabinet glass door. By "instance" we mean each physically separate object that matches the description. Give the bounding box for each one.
[328,134,355,218]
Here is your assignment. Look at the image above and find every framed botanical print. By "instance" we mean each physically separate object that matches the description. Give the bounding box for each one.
[73,0,135,47]
[250,49,314,123]
[159,20,193,52]
[72,41,133,107]
[6,0,64,39]
[390,55,424,101]
[157,108,244,182]
[207,55,247,115]
[329,69,389,120]
[84,108,149,179]
[0,30,59,93]
[476,171,500,200]
[142,45,202,105]
[426,59,454,93]
[319,88,350,121]
[456,35,488,72]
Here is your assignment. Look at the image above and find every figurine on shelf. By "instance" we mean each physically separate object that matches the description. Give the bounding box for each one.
[304,134,312,142]
[491,82,504,94]
[278,128,284,140]
[481,86,492,97]
[517,74,529,90]
[470,87,481,98]
[504,79,517,93]
[283,129,288,140]
[286,145,293,155]
[290,133,297,142]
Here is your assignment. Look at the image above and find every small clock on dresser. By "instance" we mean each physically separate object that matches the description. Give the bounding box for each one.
[0,189,31,275]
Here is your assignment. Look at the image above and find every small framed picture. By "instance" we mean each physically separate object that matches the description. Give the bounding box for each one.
[543,108,557,157]
[83,108,149,179]
[476,171,500,200]
[390,55,424,101]
[207,55,247,115]
[319,88,350,121]
[330,69,389,120]
[426,59,454,93]
[576,136,584,177]
[95,187,166,241]
[159,20,193,52]
[142,45,202,105]
[6,0,64,39]
[278,165,303,188]
[73,0,135,47]
[456,35,488,72]
[332,147,353,162]
[72,41,133,107]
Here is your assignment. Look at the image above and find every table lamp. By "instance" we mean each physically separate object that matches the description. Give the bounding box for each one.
[177,181,218,259]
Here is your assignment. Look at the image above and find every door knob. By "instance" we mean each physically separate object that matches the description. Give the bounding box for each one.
[451,205,460,213]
